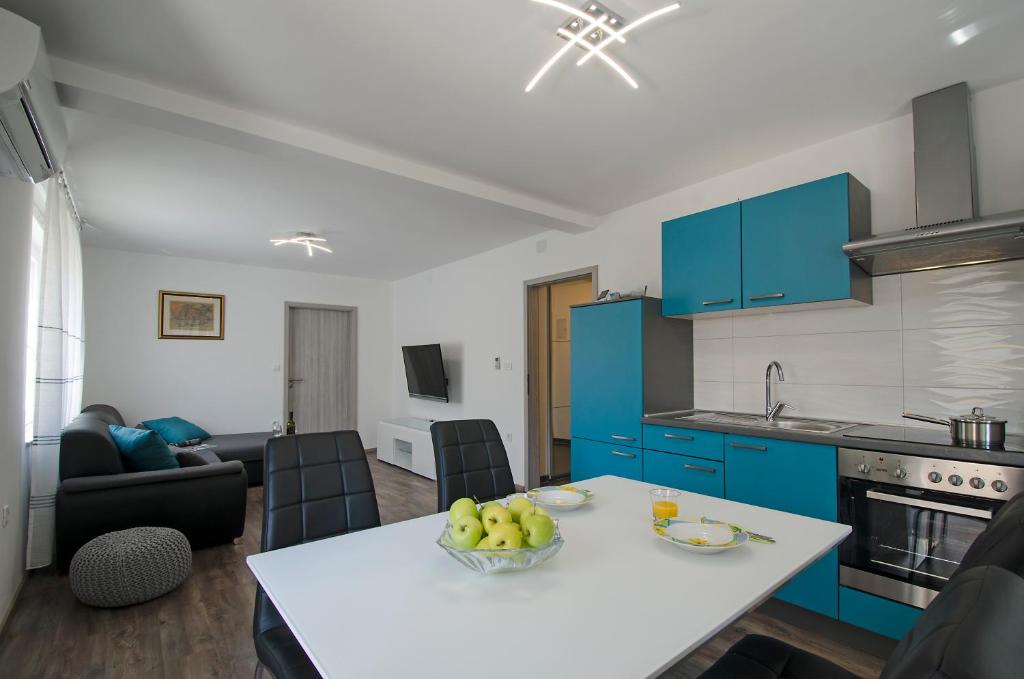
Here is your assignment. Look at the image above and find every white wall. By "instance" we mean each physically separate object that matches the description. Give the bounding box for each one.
[0,176,32,628]
[392,77,1024,483]
[83,248,392,447]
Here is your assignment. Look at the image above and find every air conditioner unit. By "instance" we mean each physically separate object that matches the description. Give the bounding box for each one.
[0,8,67,183]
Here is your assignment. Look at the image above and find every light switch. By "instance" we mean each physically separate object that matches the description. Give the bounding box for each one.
[503,359,513,371]
[494,356,501,370]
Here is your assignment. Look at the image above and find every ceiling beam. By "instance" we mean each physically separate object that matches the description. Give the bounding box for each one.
[51,57,598,233]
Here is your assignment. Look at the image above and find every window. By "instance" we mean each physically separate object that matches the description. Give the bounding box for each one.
[24,182,47,442]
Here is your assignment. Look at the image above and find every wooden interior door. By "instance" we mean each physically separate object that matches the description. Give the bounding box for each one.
[288,306,356,434]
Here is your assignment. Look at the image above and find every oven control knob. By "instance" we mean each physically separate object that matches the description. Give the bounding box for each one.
[928,471,943,483]
[969,477,986,490]
[948,474,964,487]
[856,463,872,474]
[892,466,908,480]
[993,480,1009,493]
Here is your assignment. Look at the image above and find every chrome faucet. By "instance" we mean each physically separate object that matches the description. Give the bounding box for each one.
[765,361,786,421]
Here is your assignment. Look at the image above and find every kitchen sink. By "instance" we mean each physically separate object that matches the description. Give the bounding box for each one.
[764,419,858,434]
[647,409,858,435]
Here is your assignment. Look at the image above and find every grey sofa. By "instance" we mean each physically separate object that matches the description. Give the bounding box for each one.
[55,407,249,572]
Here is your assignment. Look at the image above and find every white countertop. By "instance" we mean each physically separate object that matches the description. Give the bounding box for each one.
[247,475,850,679]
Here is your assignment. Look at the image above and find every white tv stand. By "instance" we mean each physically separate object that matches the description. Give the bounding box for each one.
[376,417,436,480]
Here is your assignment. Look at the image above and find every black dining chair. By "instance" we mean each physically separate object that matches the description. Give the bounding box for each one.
[430,419,516,513]
[699,565,1024,679]
[950,490,1024,579]
[253,431,381,679]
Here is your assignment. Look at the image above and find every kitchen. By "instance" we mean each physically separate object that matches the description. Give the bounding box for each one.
[569,82,1024,642]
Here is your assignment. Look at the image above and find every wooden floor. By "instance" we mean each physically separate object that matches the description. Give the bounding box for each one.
[0,453,891,678]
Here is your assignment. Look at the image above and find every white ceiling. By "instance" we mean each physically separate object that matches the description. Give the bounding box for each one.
[4,0,1024,278]
[62,108,549,279]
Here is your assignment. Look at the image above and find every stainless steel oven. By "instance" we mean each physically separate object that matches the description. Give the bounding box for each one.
[838,447,1024,608]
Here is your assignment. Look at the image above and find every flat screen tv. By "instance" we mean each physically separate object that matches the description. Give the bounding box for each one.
[402,344,449,402]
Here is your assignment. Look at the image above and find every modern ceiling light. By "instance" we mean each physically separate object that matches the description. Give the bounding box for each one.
[526,0,681,92]
[270,231,333,257]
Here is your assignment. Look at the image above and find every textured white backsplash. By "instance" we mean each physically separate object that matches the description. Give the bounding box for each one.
[692,259,1024,432]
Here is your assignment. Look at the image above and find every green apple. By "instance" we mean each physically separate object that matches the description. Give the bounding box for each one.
[519,504,549,523]
[449,497,480,524]
[449,515,483,550]
[475,535,493,549]
[507,496,534,523]
[480,502,512,534]
[521,513,555,548]
[487,522,522,549]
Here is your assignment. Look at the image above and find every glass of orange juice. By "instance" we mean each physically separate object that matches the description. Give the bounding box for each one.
[650,488,681,520]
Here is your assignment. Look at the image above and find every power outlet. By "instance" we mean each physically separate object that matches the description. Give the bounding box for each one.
[1,505,9,528]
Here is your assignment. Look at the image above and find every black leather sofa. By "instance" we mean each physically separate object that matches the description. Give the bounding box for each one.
[84,404,271,486]
[55,407,249,571]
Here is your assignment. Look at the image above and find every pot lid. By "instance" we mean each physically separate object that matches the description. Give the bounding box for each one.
[952,407,1007,424]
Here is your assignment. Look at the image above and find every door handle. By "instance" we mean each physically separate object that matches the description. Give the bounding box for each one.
[865,490,993,519]
[749,292,785,301]
[611,434,636,441]
[684,463,717,474]
[730,442,767,452]
[701,298,734,306]
[663,433,694,441]
[610,450,637,459]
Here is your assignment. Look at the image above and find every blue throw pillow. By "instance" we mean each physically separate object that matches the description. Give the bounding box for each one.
[108,425,180,472]
[141,416,211,446]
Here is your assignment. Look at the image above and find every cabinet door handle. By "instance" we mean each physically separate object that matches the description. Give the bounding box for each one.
[610,450,637,459]
[663,433,694,441]
[730,442,767,452]
[701,298,734,306]
[684,463,717,474]
[749,292,785,301]
[611,434,636,441]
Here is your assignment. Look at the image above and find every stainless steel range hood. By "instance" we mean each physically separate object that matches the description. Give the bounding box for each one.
[843,83,1024,276]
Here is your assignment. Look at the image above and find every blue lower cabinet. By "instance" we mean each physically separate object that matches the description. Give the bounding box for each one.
[642,425,724,461]
[839,587,922,640]
[642,449,724,497]
[571,437,642,482]
[775,551,839,618]
[725,435,839,618]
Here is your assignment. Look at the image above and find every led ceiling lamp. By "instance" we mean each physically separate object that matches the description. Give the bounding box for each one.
[526,0,681,92]
[270,231,333,257]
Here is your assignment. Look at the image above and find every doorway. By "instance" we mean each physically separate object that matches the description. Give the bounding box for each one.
[284,303,358,434]
[524,267,597,489]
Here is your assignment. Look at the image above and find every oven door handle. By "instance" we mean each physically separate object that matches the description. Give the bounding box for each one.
[865,490,993,520]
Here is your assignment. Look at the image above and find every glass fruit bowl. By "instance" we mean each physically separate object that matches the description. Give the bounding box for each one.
[436,520,564,574]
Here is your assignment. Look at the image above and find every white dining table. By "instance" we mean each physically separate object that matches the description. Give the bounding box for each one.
[247,474,850,679]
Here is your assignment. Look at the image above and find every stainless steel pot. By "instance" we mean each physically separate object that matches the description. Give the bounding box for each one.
[903,407,1007,448]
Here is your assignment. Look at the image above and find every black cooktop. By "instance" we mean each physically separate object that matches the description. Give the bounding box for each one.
[844,425,1024,455]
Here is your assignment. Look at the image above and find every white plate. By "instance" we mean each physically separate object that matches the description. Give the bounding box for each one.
[653,519,748,554]
[525,486,594,510]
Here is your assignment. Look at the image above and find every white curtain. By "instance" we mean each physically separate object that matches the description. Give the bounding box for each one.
[26,179,84,569]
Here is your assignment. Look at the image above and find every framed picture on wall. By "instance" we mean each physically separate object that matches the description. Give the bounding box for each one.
[158,290,225,340]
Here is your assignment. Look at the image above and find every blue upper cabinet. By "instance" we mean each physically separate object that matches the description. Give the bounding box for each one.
[742,174,870,308]
[661,173,871,317]
[662,203,742,316]
[570,299,645,445]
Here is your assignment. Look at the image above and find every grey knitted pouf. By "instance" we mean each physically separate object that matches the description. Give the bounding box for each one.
[69,527,192,608]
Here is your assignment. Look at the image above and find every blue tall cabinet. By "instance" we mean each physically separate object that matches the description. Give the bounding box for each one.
[662,173,872,317]
[570,297,693,482]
